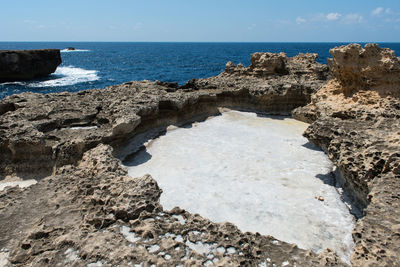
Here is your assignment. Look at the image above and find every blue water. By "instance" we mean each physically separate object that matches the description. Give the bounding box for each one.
[1,42,400,99]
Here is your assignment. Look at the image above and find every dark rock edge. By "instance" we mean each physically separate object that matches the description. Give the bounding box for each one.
[0,49,61,82]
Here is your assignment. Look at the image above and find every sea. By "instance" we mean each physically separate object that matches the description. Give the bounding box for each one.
[1,42,400,100]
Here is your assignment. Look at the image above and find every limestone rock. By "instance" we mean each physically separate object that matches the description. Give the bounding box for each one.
[249,52,288,75]
[0,52,330,181]
[0,144,342,267]
[225,51,330,80]
[0,49,61,82]
[1,45,399,266]
[0,51,338,266]
[328,43,400,96]
[293,43,400,266]
[225,52,287,76]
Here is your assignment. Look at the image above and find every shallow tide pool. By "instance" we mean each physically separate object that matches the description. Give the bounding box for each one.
[123,110,355,263]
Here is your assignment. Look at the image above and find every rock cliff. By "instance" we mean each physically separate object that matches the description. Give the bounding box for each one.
[0,45,398,266]
[0,49,61,82]
[293,44,400,266]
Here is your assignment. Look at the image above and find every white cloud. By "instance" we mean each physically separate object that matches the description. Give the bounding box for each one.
[133,22,143,31]
[326,13,341,21]
[372,7,384,16]
[341,13,364,24]
[23,19,36,24]
[370,7,400,23]
[277,19,291,25]
[294,12,365,25]
[306,13,325,22]
[23,19,48,29]
[248,24,256,30]
[296,17,306,24]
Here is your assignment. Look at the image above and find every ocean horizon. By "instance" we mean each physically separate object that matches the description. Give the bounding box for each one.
[1,42,400,99]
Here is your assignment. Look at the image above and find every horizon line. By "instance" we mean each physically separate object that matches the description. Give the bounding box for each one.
[1,41,400,43]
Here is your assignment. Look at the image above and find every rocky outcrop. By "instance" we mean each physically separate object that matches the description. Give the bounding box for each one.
[293,44,400,266]
[0,52,339,266]
[0,49,61,82]
[328,43,400,96]
[0,53,329,181]
[0,144,343,267]
[0,44,399,266]
[225,52,330,80]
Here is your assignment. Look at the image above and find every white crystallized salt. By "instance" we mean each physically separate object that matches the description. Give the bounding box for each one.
[123,110,355,264]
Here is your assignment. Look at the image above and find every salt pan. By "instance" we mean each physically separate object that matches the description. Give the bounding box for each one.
[124,110,355,263]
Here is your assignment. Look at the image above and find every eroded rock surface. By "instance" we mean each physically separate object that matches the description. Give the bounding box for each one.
[0,52,329,182]
[0,145,343,266]
[225,52,329,80]
[294,44,400,266]
[0,52,342,266]
[0,49,61,82]
[328,43,400,96]
[0,45,398,266]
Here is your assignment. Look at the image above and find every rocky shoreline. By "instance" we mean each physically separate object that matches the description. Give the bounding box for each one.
[0,44,398,266]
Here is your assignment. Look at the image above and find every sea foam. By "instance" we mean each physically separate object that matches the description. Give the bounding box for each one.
[29,66,99,87]
[60,49,90,53]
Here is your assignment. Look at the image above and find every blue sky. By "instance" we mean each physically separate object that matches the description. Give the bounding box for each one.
[1,0,400,42]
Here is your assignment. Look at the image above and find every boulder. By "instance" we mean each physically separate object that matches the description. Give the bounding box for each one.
[0,49,62,82]
[225,52,288,76]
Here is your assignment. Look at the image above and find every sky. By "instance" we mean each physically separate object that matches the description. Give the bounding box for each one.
[1,0,400,42]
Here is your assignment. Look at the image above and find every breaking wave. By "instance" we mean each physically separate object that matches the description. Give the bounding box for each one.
[60,49,90,53]
[28,66,99,87]
[1,81,25,86]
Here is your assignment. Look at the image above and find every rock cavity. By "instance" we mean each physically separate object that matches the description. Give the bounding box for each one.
[123,110,355,263]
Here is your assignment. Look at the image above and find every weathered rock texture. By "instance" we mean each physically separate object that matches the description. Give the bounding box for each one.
[328,43,400,96]
[0,49,61,82]
[0,52,341,266]
[225,52,329,80]
[0,45,398,266]
[0,145,342,267]
[294,43,400,266]
[0,52,329,181]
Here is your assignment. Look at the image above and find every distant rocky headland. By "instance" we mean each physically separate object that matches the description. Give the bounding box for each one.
[0,44,399,266]
[0,49,61,82]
